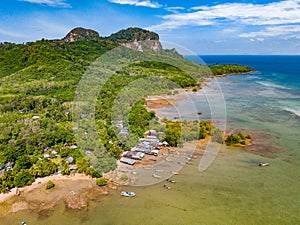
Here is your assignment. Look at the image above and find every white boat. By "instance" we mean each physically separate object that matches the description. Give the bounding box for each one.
[121,191,136,197]
[163,184,171,190]
[171,171,179,175]
[166,179,176,183]
[152,173,161,179]
[259,162,269,167]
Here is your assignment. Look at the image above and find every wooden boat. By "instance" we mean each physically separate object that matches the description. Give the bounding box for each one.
[166,179,176,183]
[121,191,136,197]
[163,184,171,190]
[259,162,269,167]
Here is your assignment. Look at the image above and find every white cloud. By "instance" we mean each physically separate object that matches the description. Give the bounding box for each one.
[165,6,185,13]
[148,0,300,31]
[20,0,71,8]
[240,25,300,39]
[108,0,161,8]
[222,28,238,33]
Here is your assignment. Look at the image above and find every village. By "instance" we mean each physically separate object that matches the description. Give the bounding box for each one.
[104,120,200,187]
[119,128,170,166]
[0,119,196,189]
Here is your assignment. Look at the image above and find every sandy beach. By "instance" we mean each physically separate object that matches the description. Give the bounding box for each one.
[0,173,119,218]
[0,138,210,218]
[0,75,257,218]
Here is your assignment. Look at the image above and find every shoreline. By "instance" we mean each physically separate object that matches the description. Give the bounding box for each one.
[0,138,210,218]
[145,78,211,116]
[145,73,284,158]
[0,71,256,217]
[0,173,119,218]
[0,173,92,204]
[145,71,255,115]
[214,70,256,77]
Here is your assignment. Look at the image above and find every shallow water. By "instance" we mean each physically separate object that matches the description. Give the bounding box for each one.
[2,55,300,224]
[3,149,300,225]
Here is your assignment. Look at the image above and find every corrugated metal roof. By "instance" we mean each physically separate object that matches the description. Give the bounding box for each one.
[120,157,135,165]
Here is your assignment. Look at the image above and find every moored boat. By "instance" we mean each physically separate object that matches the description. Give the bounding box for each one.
[171,171,179,175]
[166,179,176,183]
[163,184,171,190]
[121,191,136,197]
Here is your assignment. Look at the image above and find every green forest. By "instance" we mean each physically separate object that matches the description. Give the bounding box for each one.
[0,28,208,192]
[0,27,252,193]
[209,64,254,75]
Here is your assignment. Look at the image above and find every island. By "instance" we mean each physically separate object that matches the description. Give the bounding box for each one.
[209,64,254,76]
[0,27,254,216]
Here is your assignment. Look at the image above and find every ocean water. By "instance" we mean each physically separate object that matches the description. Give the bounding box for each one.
[2,55,300,224]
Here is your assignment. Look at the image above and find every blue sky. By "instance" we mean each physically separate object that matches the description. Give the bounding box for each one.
[0,0,300,54]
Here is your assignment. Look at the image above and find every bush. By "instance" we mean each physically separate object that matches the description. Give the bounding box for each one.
[246,134,252,139]
[96,178,107,186]
[46,180,55,190]
[14,169,35,187]
[211,127,224,144]
[86,167,102,178]
[226,132,251,146]
[120,174,128,181]
[226,134,240,146]
[237,132,246,140]
[199,127,207,139]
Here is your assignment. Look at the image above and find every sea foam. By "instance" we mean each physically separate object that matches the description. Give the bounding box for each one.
[284,107,300,117]
[256,81,291,90]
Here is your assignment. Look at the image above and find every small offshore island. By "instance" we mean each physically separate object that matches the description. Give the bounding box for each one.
[0,27,254,217]
[209,64,254,77]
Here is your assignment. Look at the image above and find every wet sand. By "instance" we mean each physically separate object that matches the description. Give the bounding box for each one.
[225,128,284,158]
[0,174,119,218]
[146,90,284,159]
[0,137,210,218]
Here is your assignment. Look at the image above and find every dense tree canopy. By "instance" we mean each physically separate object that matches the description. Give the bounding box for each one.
[0,28,250,193]
[209,64,254,76]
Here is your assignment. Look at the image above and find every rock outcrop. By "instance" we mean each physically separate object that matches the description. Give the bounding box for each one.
[62,27,180,54]
[107,27,163,53]
[63,27,100,42]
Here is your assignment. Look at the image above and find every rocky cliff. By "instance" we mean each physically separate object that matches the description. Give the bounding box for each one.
[107,27,162,53]
[62,27,168,53]
[63,27,100,42]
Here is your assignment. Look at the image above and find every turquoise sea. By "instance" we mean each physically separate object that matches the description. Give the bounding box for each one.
[2,55,300,224]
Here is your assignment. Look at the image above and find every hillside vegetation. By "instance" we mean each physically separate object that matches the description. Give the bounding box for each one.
[209,64,254,75]
[0,27,212,192]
